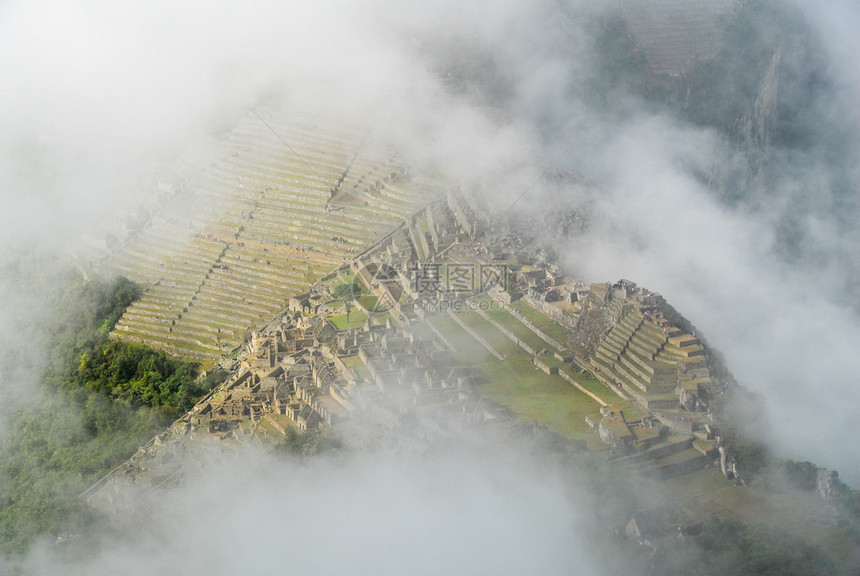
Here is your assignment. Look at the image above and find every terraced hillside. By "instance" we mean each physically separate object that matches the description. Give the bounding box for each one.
[101,103,442,361]
[590,304,711,411]
[621,0,737,77]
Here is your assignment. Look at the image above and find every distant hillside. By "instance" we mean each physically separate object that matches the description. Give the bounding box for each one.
[593,0,831,152]
[619,0,737,79]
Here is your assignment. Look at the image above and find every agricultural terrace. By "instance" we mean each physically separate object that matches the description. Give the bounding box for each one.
[105,103,442,362]
[469,293,648,428]
[509,299,571,344]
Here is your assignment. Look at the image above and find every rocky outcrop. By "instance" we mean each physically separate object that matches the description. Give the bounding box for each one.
[816,469,838,500]
[719,445,742,483]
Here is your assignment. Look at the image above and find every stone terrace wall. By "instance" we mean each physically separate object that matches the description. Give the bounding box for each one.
[106,102,444,361]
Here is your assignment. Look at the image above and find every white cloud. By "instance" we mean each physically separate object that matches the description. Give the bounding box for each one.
[23,449,602,576]
[2,2,860,570]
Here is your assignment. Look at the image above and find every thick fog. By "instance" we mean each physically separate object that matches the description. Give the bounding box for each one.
[2,0,860,571]
[558,2,860,482]
[18,447,609,576]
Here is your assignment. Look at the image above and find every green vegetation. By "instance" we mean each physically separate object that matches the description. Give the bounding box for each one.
[718,430,860,533]
[475,354,603,448]
[338,354,372,382]
[458,311,520,355]
[509,300,570,344]
[357,294,380,311]
[427,312,604,447]
[277,427,342,458]
[331,281,359,322]
[724,432,770,482]
[779,460,820,492]
[43,276,207,416]
[425,313,488,359]
[563,367,647,420]
[484,305,554,352]
[74,341,208,414]
[0,273,215,556]
[329,309,368,330]
[650,518,835,576]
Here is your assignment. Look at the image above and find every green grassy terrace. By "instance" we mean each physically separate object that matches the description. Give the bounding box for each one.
[510,299,571,344]
[426,310,606,449]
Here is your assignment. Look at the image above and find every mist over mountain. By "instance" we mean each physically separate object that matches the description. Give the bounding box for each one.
[19,445,617,576]
[1,0,859,572]
[410,0,860,483]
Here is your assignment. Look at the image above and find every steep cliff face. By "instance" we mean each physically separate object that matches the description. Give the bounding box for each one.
[592,0,830,153]
[681,0,829,151]
[741,48,781,149]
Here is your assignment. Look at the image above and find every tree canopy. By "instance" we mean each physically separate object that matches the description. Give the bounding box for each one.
[0,272,215,557]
